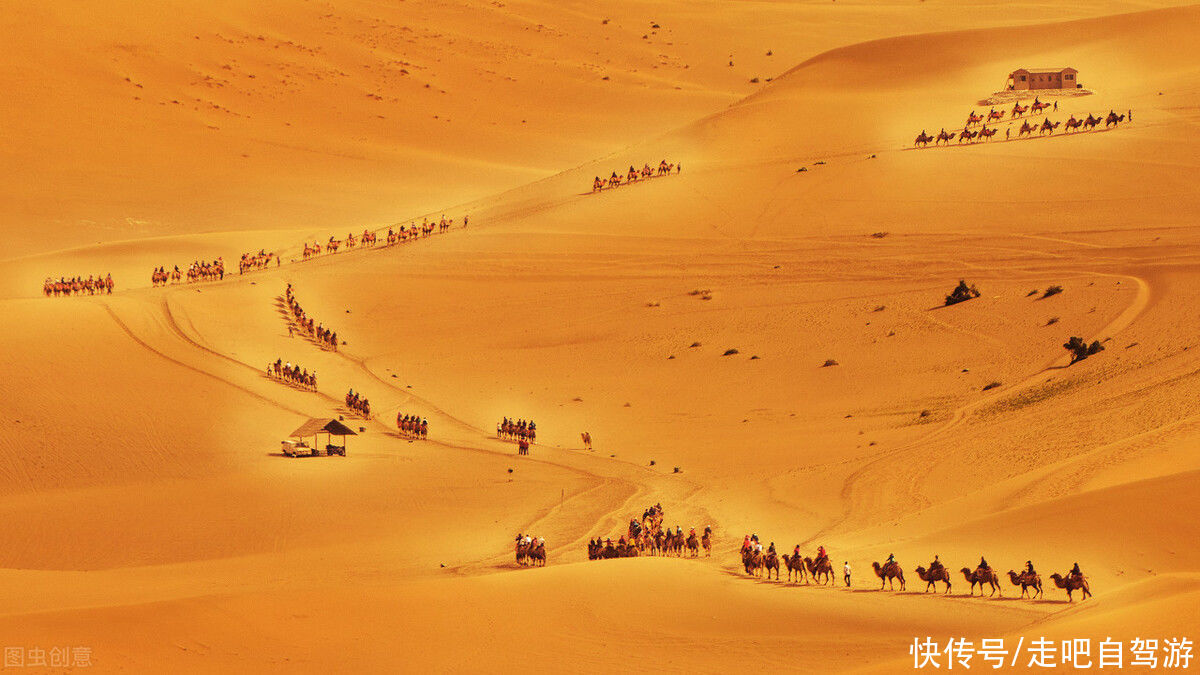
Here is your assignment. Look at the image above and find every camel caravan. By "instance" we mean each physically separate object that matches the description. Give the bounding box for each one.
[149,259,224,286]
[514,533,546,567]
[587,504,713,560]
[239,249,277,274]
[266,359,317,391]
[591,160,681,192]
[395,413,428,440]
[298,215,466,261]
[736,543,1092,602]
[741,537,836,583]
[344,389,371,419]
[499,417,536,455]
[914,100,1131,147]
[284,284,339,350]
[43,274,114,297]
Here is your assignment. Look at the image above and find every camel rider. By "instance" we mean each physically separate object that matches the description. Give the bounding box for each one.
[755,542,763,554]
[886,553,895,565]
[742,536,752,553]
[751,534,759,545]
[817,545,827,563]
[1070,562,1083,580]
[794,544,801,558]
[767,542,775,555]
[979,556,990,571]
[930,555,942,572]
[1026,560,1036,576]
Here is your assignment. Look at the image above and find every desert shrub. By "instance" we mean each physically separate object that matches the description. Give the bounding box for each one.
[1043,285,1063,298]
[982,381,1002,391]
[722,348,739,356]
[870,232,888,238]
[822,359,839,367]
[1064,336,1105,363]
[945,280,981,306]
[1046,316,1059,326]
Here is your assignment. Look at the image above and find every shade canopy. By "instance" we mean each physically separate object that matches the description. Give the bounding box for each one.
[289,418,358,438]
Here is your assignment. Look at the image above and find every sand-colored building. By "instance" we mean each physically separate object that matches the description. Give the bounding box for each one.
[1007,67,1079,90]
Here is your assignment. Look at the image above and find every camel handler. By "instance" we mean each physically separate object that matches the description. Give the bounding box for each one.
[844,561,852,587]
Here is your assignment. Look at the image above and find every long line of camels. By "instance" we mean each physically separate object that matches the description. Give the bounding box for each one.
[520,501,1094,603]
[914,102,1130,147]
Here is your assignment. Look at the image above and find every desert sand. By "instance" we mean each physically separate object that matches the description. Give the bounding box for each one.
[2,0,1199,672]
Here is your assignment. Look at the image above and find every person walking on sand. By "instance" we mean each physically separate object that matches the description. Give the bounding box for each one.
[1053,100,1058,111]
[1006,127,1010,141]
[844,561,852,587]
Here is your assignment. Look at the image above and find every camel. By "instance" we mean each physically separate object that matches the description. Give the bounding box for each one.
[935,129,955,145]
[742,549,761,576]
[527,542,546,566]
[685,532,700,557]
[1084,114,1103,130]
[957,129,978,143]
[960,567,1003,597]
[1007,570,1044,599]
[1049,573,1092,602]
[914,131,934,147]
[1011,102,1029,117]
[1019,120,1037,137]
[781,553,808,583]
[1064,116,1083,132]
[1105,112,1126,128]
[978,126,997,141]
[986,108,1005,122]
[964,111,984,128]
[1031,99,1052,114]
[761,551,781,581]
[805,556,835,585]
[915,565,952,593]
[581,432,592,450]
[1039,119,1061,135]
[701,527,712,557]
[872,561,906,591]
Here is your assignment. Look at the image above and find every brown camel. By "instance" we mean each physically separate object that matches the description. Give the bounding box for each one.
[805,556,835,585]
[761,551,781,581]
[872,561,906,591]
[1049,573,1092,601]
[742,549,759,576]
[1007,570,1043,599]
[914,131,934,147]
[701,528,712,557]
[685,533,700,557]
[960,567,1002,597]
[915,566,952,593]
[781,553,808,583]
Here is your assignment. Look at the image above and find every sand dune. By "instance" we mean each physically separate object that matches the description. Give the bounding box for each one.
[2,1,1199,672]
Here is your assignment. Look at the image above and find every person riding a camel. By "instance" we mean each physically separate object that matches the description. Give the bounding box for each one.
[886,553,895,564]
[817,545,827,563]
[930,554,942,572]
[742,536,752,553]
[1069,562,1083,580]
[794,544,801,558]
[1026,560,1036,576]
[767,542,775,554]
[979,556,990,571]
